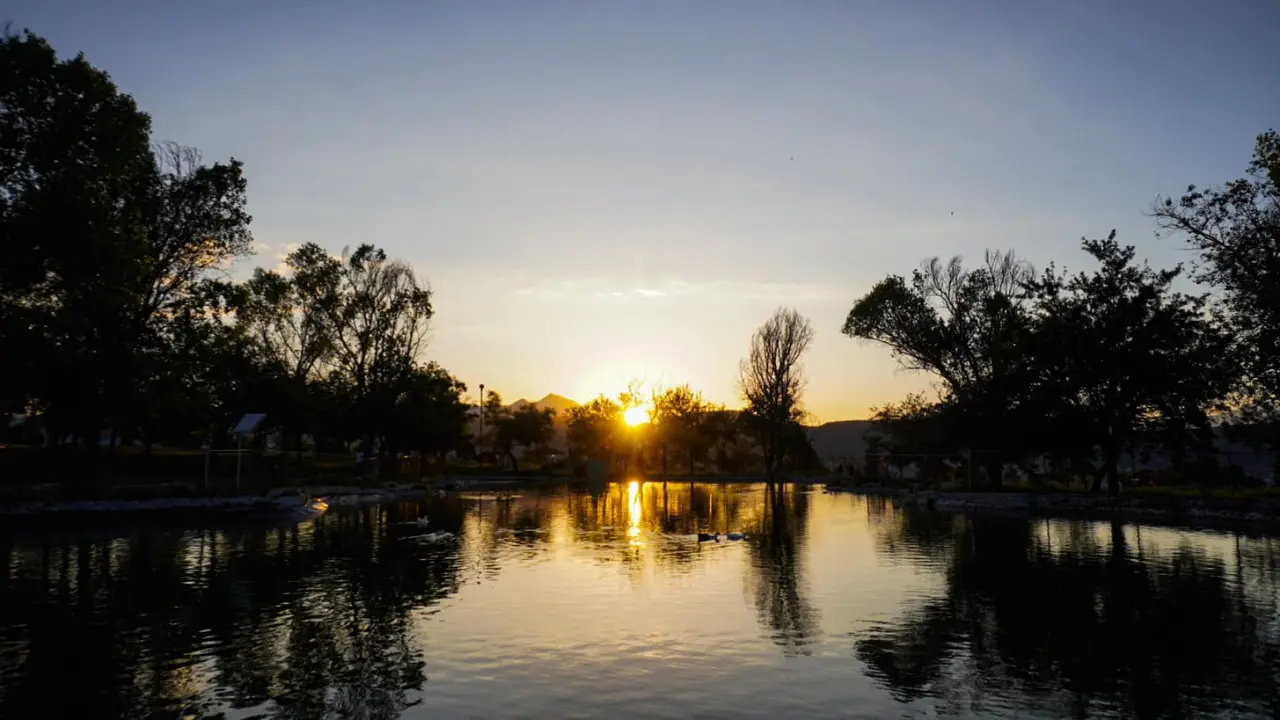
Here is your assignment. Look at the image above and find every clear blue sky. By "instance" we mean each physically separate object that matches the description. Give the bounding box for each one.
[11,1,1278,421]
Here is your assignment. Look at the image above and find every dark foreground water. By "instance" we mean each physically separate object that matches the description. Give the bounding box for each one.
[1,483,1278,719]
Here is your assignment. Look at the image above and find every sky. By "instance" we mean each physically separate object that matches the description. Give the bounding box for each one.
[10,1,1279,422]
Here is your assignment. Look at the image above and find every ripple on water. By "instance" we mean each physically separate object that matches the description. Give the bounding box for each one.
[1,483,1278,719]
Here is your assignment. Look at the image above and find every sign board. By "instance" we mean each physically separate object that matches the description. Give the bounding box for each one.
[231,413,267,436]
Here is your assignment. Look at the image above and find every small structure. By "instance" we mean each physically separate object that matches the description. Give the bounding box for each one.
[230,413,267,490]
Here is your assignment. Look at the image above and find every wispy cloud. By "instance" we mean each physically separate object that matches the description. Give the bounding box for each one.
[512,276,840,304]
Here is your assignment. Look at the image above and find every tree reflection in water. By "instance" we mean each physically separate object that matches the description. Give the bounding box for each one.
[856,503,1280,718]
[0,482,822,718]
[0,505,459,719]
[5,485,1273,719]
[745,483,820,655]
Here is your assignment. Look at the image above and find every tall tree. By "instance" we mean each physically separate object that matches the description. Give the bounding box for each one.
[1023,233,1237,493]
[649,385,709,474]
[566,395,622,470]
[310,244,433,455]
[384,363,470,467]
[740,307,814,480]
[494,404,556,472]
[236,257,332,454]
[124,144,252,443]
[0,29,253,451]
[0,28,155,434]
[1152,129,1280,446]
[843,250,1036,488]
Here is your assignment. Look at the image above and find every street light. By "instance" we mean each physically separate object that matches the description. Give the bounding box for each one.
[478,383,485,464]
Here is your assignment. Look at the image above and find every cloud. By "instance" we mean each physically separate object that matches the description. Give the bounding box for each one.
[512,276,840,304]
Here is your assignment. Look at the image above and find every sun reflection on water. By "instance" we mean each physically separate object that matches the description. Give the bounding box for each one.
[627,480,643,546]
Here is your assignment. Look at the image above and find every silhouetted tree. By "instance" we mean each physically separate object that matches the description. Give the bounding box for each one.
[843,251,1036,488]
[494,403,556,472]
[0,29,252,455]
[566,395,623,470]
[740,307,814,480]
[649,384,710,474]
[1153,128,1280,449]
[1023,233,1236,493]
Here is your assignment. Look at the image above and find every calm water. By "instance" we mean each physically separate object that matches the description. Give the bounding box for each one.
[1,483,1278,720]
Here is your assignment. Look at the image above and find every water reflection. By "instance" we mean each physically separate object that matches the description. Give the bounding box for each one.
[626,480,642,547]
[747,484,819,655]
[0,484,1276,719]
[857,505,1280,718]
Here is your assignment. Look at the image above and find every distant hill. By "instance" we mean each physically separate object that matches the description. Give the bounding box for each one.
[806,420,876,463]
[467,394,579,452]
[507,393,579,415]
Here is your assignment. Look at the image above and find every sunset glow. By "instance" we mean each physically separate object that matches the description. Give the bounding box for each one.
[623,406,649,426]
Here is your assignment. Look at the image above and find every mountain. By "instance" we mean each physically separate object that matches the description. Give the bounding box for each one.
[507,393,579,414]
[466,394,579,452]
[806,420,877,464]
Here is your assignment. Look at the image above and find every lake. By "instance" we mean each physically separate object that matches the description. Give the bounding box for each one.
[1,482,1277,719]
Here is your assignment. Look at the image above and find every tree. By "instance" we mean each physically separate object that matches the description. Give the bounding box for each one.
[566,395,622,470]
[698,406,744,474]
[0,29,254,453]
[649,385,709,474]
[494,404,556,472]
[310,244,433,456]
[1023,233,1237,493]
[236,250,336,455]
[477,389,508,456]
[740,307,814,480]
[0,28,155,436]
[865,392,957,485]
[1152,129,1280,447]
[384,364,470,467]
[843,250,1036,488]
[126,144,252,446]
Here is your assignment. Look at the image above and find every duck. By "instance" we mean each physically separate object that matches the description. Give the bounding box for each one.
[724,532,747,541]
[697,532,720,542]
[397,515,430,528]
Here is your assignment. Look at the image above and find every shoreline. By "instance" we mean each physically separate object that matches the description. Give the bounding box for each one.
[0,484,439,523]
[826,486,1280,527]
[0,475,829,522]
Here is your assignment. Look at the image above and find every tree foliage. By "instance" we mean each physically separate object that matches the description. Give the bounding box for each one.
[0,30,470,478]
[740,307,814,479]
[1024,233,1237,492]
[846,232,1243,493]
[843,251,1036,488]
[1152,129,1280,444]
[493,404,556,471]
[649,385,710,474]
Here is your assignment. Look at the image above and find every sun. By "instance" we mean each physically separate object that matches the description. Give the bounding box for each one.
[623,405,649,426]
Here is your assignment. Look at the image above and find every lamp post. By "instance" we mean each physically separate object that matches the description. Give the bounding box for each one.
[478,383,485,464]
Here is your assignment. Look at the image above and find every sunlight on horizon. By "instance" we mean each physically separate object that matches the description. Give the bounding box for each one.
[623,406,649,426]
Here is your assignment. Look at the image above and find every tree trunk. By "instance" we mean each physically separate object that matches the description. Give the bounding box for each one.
[984,459,1005,491]
[508,449,520,473]
[1105,450,1123,496]
[1089,446,1123,494]
[1089,467,1104,493]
